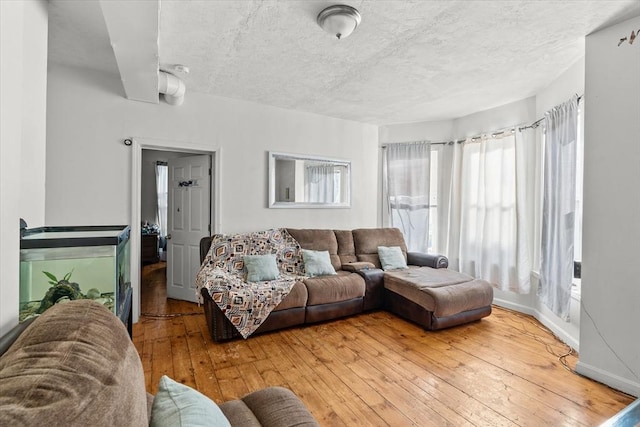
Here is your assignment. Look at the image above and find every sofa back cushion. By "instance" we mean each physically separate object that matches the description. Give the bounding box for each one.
[352,228,408,268]
[287,229,341,271]
[334,230,358,265]
[0,300,148,427]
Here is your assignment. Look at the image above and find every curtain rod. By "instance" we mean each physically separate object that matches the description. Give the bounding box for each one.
[382,94,583,147]
[381,141,450,148]
[518,94,583,131]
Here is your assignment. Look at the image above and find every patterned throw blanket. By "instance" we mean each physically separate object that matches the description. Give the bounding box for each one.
[195,228,306,338]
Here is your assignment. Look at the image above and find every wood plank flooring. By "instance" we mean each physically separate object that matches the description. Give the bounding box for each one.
[133,262,634,426]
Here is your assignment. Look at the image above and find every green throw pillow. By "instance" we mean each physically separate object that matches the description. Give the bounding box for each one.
[301,249,337,277]
[150,375,231,427]
[243,254,280,282]
[378,246,408,270]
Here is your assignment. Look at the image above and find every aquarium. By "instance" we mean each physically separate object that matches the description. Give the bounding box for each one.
[19,225,131,323]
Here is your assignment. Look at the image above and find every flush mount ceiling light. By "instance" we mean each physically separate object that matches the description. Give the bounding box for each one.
[317,4,361,40]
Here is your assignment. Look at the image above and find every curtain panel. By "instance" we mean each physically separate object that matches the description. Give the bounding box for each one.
[539,95,579,320]
[442,131,533,294]
[155,163,168,237]
[383,142,432,253]
[305,165,339,203]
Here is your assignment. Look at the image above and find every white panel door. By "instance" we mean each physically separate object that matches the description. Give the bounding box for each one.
[167,154,211,302]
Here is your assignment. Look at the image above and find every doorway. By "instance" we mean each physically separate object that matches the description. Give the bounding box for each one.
[131,138,219,323]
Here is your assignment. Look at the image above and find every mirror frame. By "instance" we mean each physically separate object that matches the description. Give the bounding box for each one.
[268,151,351,209]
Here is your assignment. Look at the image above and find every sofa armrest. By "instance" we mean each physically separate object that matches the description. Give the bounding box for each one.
[220,386,319,426]
[200,236,213,264]
[354,268,385,311]
[342,262,376,272]
[354,268,385,283]
[407,252,449,269]
[0,316,36,357]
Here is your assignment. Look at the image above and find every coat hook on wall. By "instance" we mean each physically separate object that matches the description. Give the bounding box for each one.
[618,29,639,46]
[123,138,133,146]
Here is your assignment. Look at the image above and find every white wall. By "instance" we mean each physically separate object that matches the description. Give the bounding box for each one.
[0,0,48,336]
[46,64,379,233]
[379,119,453,144]
[578,15,640,397]
[19,1,48,228]
[44,63,379,323]
[453,96,536,137]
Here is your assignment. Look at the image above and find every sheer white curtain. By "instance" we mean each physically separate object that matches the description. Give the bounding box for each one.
[443,131,532,293]
[155,163,168,237]
[305,165,338,203]
[539,95,579,320]
[383,142,431,253]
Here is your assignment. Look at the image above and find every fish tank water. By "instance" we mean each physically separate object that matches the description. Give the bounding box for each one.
[19,225,131,323]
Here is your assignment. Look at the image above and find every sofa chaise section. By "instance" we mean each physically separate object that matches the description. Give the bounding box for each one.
[352,228,493,331]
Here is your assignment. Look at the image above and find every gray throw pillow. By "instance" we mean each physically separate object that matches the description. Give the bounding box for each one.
[301,249,337,277]
[243,254,280,282]
[378,246,408,270]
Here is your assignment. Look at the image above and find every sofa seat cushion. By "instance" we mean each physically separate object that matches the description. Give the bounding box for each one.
[273,281,308,311]
[384,267,494,317]
[304,271,365,306]
[219,387,319,427]
[0,300,148,427]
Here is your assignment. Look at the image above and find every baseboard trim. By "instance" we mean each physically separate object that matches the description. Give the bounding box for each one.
[492,298,579,351]
[492,298,535,316]
[576,361,640,398]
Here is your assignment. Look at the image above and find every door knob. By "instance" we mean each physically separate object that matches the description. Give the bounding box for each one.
[166,234,172,240]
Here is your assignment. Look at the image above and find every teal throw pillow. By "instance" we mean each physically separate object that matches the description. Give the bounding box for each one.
[243,254,280,282]
[378,246,408,270]
[150,375,231,427]
[301,249,337,277]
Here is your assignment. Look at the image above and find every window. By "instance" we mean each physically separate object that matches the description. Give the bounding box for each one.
[382,143,440,254]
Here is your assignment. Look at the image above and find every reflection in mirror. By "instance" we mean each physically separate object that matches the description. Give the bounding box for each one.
[269,152,351,208]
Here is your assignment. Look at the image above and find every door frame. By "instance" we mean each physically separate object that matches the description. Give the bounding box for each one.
[130,137,221,323]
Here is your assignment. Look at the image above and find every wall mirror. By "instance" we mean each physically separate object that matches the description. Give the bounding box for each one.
[268,152,351,208]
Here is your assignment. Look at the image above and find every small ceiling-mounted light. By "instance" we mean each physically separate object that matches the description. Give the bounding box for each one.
[317,4,361,40]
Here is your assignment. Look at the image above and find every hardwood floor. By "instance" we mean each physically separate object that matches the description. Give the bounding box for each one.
[134,262,633,426]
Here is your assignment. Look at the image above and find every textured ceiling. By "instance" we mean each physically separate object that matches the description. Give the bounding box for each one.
[48,0,640,124]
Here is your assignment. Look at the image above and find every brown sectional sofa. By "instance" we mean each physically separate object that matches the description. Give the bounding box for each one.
[199,228,494,342]
[0,300,319,426]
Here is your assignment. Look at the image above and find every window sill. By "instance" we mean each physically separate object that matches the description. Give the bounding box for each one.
[533,270,581,301]
[571,279,581,301]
